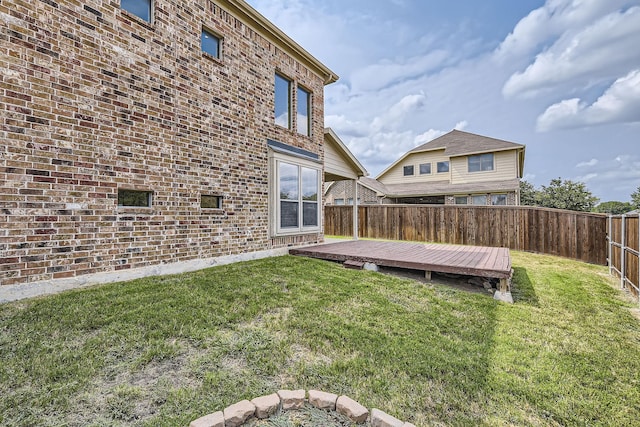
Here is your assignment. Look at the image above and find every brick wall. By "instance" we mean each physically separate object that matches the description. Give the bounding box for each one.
[325,180,381,205]
[0,0,327,285]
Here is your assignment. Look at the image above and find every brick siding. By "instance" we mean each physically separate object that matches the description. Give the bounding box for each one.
[325,181,380,205]
[1,0,327,285]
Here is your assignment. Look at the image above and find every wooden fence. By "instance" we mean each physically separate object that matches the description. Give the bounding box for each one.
[325,205,608,265]
[608,212,640,301]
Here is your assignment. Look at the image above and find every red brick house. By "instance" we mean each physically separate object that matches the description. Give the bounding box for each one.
[0,0,338,292]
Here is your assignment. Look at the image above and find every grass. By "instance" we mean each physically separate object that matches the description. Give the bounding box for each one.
[0,251,639,426]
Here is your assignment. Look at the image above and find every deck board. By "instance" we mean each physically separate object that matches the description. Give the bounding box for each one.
[289,240,512,279]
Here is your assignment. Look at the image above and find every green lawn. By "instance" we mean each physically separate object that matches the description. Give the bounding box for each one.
[1,251,639,426]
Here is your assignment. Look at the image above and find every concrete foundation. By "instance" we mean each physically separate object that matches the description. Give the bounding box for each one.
[493,291,514,303]
[0,247,290,303]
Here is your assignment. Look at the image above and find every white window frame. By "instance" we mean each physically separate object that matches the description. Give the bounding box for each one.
[270,151,321,236]
[454,196,467,205]
[468,153,494,173]
[472,195,487,205]
[437,161,449,173]
[491,194,507,206]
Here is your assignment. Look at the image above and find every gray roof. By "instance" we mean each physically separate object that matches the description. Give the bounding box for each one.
[410,129,524,157]
[359,176,389,194]
[382,178,521,197]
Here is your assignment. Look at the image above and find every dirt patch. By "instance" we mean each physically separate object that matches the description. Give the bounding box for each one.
[242,403,371,427]
[378,266,495,296]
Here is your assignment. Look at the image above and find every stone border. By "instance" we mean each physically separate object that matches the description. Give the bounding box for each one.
[190,389,415,427]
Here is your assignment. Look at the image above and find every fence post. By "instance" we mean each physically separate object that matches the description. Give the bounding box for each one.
[620,214,626,290]
[608,214,612,275]
[352,179,358,240]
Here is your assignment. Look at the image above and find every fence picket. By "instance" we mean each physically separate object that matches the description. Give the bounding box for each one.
[325,205,608,265]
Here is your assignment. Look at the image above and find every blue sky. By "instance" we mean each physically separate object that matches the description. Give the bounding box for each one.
[247,0,640,203]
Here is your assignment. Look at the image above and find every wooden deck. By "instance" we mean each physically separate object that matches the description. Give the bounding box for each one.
[290,240,512,284]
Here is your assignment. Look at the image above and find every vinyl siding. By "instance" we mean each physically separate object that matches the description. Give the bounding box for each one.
[379,150,450,184]
[451,150,518,184]
[324,140,358,180]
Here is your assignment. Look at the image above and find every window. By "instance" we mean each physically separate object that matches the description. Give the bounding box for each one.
[437,161,449,173]
[491,194,507,206]
[276,161,320,233]
[275,74,291,128]
[121,0,151,22]
[472,195,487,205]
[201,195,222,209]
[334,198,344,205]
[468,153,494,172]
[201,28,220,58]
[419,163,431,174]
[403,165,414,176]
[297,86,311,136]
[455,196,467,205]
[118,189,152,207]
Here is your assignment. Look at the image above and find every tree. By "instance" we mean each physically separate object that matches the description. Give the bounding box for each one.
[537,178,599,212]
[632,186,640,210]
[519,180,538,206]
[593,201,634,214]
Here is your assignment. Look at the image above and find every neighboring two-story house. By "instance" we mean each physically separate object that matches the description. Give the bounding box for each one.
[326,130,525,206]
[0,0,338,288]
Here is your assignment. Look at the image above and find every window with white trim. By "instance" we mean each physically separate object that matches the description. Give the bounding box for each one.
[455,196,467,205]
[419,163,431,174]
[271,154,321,235]
[468,153,494,172]
[472,195,487,205]
[491,194,507,205]
[437,161,449,173]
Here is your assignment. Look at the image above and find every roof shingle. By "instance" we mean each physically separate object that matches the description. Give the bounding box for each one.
[410,129,524,157]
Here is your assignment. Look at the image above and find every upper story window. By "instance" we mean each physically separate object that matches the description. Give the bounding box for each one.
[419,163,431,174]
[437,161,449,173]
[121,0,152,22]
[297,86,311,136]
[468,153,494,172]
[201,28,220,58]
[403,165,414,176]
[455,196,467,205]
[275,74,291,129]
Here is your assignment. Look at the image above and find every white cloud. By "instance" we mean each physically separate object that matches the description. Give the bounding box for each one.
[536,69,640,131]
[576,158,599,167]
[496,0,636,60]
[454,121,468,131]
[414,129,446,145]
[503,6,640,98]
[575,173,599,182]
[570,154,640,201]
[350,51,451,93]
